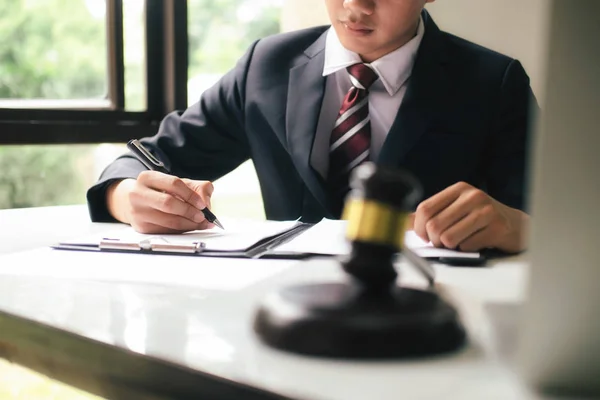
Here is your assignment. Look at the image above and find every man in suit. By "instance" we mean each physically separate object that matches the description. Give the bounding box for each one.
[87,0,537,253]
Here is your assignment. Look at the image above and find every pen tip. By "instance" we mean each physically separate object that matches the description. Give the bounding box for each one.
[213,219,225,230]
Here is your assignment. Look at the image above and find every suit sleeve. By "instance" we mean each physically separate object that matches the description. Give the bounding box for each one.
[486,59,540,212]
[86,41,260,222]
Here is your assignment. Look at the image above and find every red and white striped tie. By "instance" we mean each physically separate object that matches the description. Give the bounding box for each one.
[328,63,378,214]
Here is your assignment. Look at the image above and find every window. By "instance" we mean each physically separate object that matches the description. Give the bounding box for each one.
[0,0,187,144]
[0,0,164,209]
[0,0,284,212]
[187,0,282,219]
[0,0,309,214]
[0,0,109,104]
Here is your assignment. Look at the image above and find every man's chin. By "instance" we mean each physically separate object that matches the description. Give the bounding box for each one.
[340,35,375,50]
[338,37,379,58]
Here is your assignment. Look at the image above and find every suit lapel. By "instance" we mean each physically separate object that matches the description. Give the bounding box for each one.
[284,13,451,208]
[377,11,452,167]
[286,33,329,210]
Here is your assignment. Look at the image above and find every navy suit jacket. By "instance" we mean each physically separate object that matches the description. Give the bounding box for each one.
[87,11,537,223]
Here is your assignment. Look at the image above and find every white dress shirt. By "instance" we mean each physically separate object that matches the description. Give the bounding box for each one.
[310,17,425,178]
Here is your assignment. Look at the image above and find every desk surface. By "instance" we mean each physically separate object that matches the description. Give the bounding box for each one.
[0,204,123,255]
[0,205,543,400]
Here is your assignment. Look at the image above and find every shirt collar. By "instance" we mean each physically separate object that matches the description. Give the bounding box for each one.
[323,16,425,96]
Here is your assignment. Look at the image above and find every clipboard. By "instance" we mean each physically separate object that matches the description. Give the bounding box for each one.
[52,223,315,260]
[52,218,486,266]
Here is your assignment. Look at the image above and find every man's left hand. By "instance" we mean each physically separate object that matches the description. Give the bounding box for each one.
[409,182,529,253]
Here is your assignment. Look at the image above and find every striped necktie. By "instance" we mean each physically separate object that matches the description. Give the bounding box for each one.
[327,63,378,215]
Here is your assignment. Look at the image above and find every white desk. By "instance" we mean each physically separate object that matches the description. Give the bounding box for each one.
[0,206,546,400]
[0,204,123,255]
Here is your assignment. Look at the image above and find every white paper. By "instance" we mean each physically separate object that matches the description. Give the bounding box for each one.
[84,218,301,252]
[403,231,481,259]
[276,219,481,259]
[60,218,479,259]
[275,218,350,255]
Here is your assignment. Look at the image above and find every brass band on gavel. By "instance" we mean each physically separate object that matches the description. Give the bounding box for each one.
[342,197,408,251]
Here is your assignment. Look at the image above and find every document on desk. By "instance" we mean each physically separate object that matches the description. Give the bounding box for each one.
[275,219,482,259]
[54,218,311,258]
[54,218,480,260]
[106,219,303,252]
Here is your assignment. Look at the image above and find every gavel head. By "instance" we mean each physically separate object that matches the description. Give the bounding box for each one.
[341,162,423,291]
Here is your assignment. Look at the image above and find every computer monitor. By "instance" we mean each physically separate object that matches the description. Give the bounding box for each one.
[518,0,600,396]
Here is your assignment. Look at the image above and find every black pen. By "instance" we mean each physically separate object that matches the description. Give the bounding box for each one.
[126,139,225,230]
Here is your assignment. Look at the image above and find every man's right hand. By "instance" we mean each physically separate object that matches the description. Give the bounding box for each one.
[106,171,215,234]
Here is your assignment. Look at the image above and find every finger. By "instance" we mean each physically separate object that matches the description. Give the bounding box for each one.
[457,226,495,252]
[202,181,215,197]
[425,202,469,248]
[132,217,215,234]
[425,189,489,247]
[138,171,207,210]
[154,191,206,223]
[133,208,206,233]
[130,186,206,223]
[130,221,184,235]
[197,181,214,210]
[405,213,416,230]
[182,179,214,210]
[439,204,494,250]
[198,219,215,230]
[413,183,466,242]
[413,205,431,242]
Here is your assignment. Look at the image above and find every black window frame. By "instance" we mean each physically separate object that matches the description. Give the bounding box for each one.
[0,0,188,145]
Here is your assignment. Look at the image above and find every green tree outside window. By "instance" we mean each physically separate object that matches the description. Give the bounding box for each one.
[0,0,280,210]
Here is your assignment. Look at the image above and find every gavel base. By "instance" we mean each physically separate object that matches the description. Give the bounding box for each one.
[254,282,466,359]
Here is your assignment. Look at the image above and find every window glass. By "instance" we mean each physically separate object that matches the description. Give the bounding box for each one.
[0,0,141,210]
[123,0,145,111]
[187,0,283,220]
[0,0,285,218]
[0,0,108,105]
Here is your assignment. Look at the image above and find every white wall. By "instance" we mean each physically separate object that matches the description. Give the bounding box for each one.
[425,0,550,102]
[281,0,329,31]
